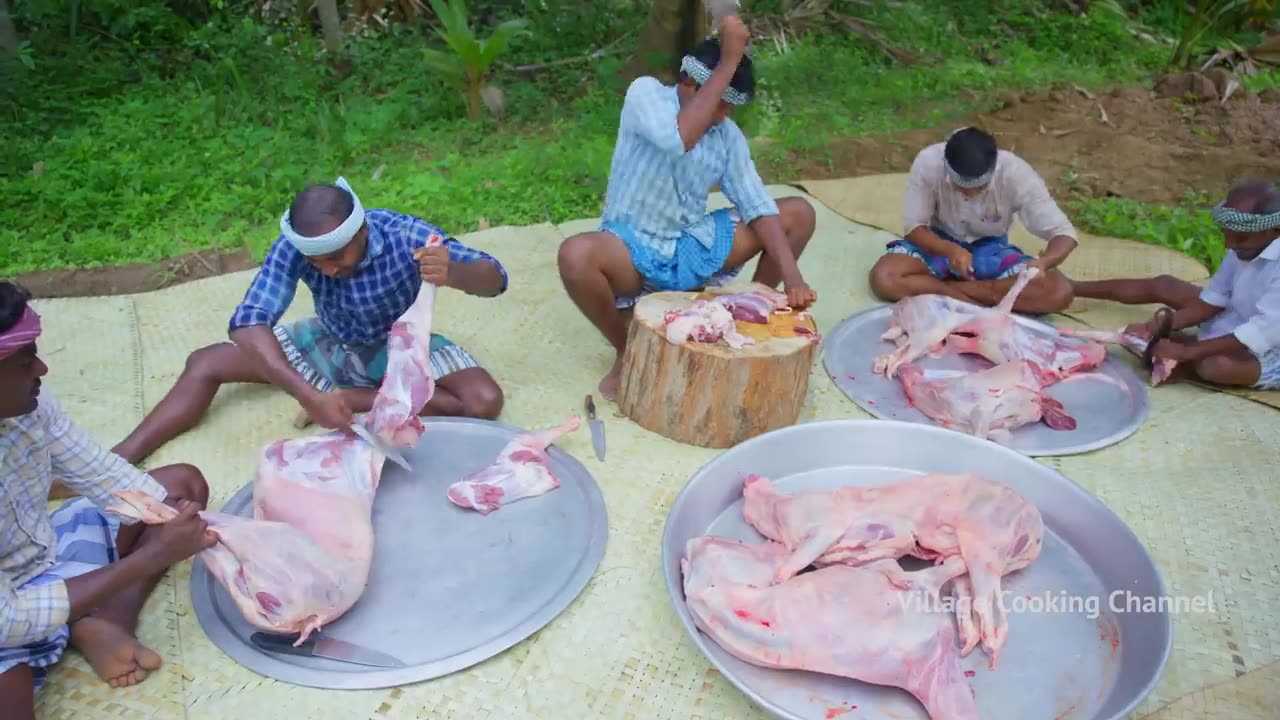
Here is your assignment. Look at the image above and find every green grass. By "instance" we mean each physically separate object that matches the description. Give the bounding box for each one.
[1066,194,1223,270]
[0,1,1190,276]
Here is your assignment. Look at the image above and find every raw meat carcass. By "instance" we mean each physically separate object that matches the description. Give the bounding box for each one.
[873,294,980,378]
[108,240,446,644]
[1060,327,1176,386]
[741,472,1044,668]
[664,298,753,349]
[899,360,1076,444]
[447,416,582,515]
[682,536,980,720]
[714,289,789,324]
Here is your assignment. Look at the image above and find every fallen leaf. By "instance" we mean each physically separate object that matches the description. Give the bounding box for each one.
[477,217,490,230]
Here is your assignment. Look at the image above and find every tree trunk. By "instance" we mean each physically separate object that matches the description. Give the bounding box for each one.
[315,0,343,54]
[617,286,820,449]
[621,0,706,84]
[0,0,20,58]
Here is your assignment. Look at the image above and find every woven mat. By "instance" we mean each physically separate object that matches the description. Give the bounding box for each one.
[795,175,1280,411]
[28,183,1280,720]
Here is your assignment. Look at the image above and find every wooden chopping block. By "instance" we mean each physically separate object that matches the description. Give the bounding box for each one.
[617,285,819,449]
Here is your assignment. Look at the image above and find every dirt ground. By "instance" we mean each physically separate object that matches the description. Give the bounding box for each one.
[13,78,1280,299]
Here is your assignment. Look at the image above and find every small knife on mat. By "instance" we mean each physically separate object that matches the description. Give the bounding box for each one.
[249,631,408,668]
[349,422,413,472]
[585,394,606,462]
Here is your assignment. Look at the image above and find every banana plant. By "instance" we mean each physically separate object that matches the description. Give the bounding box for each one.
[421,0,530,121]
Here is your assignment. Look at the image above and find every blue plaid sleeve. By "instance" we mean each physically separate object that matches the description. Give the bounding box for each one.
[228,238,305,332]
[620,77,685,157]
[399,215,509,296]
[719,121,779,224]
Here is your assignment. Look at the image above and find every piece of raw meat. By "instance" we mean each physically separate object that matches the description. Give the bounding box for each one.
[367,233,445,447]
[873,294,981,378]
[714,289,789,324]
[447,415,583,515]
[108,250,446,645]
[1060,327,1177,385]
[741,472,1044,668]
[898,360,1076,443]
[665,298,753,349]
[682,536,980,720]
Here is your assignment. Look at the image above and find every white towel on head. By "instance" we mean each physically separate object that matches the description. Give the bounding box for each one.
[280,176,365,256]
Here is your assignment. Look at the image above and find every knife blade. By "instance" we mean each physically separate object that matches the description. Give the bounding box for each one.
[349,422,413,472]
[1140,306,1175,370]
[585,394,606,462]
[249,631,407,668]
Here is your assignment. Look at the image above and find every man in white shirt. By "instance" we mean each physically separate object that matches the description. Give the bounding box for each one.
[870,127,1078,313]
[0,282,217,719]
[1071,180,1280,389]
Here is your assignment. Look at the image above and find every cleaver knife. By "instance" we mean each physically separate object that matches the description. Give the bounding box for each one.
[585,394,606,462]
[250,631,407,668]
[349,422,412,472]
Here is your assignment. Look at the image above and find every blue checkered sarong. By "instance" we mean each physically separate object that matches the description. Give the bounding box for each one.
[606,208,742,310]
[0,498,120,692]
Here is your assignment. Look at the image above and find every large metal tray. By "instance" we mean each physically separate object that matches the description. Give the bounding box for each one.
[662,419,1171,720]
[191,417,608,690]
[822,305,1149,457]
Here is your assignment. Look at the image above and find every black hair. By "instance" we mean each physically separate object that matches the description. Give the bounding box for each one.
[683,37,755,99]
[288,184,356,237]
[1258,189,1280,216]
[944,127,998,179]
[1224,179,1277,213]
[0,281,32,335]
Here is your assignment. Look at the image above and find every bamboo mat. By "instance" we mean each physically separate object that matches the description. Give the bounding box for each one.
[796,175,1280,410]
[28,184,1280,720]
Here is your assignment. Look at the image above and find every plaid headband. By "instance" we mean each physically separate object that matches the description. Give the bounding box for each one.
[680,56,751,105]
[1211,202,1280,233]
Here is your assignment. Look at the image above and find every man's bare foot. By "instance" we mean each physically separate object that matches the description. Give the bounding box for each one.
[69,617,163,689]
[598,356,623,400]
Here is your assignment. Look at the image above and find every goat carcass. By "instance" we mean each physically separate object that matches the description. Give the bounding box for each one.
[1060,327,1176,386]
[873,294,980,378]
[447,415,582,515]
[682,536,980,720]
[108,235,447,644]
[741,472,1044,668]
[664,298,753,349]
[899,360,1076,444]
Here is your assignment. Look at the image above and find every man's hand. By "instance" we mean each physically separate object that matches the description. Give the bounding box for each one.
[1151,339,1191,363]
[784,279,817,309]
[416,245,450,287]
[943,245,974,279]
[302,389,355,431]
[145,501,218,568]
[719,14,750,64]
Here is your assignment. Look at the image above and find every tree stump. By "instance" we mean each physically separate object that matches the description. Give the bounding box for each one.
[617,285,819,448]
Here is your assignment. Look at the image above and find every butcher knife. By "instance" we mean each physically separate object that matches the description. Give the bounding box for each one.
[1141,306,1175,369]
[349,422,413,472]
[585,394,606,462]
[249,631,408,668]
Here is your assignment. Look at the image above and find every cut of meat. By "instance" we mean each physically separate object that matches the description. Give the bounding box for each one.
[1060,327,1177,386]
[447,415,582,515]
[715,289,789,324]
[664,298,753,349]
[873,294,981,378]
[682,536,980,720]
[898,360,1077,444]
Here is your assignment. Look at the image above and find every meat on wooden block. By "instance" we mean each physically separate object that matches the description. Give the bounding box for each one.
[618,285,819,449]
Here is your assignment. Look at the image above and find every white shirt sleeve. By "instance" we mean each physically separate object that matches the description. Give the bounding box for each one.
[1232,274,1280,355]
[1199,254,1237,308]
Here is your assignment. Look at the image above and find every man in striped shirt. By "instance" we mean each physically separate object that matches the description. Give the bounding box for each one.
[1,282,215,716]
[111,177,510,465]
[558,16,818,399]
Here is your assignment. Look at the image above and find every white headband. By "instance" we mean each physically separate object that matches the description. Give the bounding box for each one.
[280,176,366,256]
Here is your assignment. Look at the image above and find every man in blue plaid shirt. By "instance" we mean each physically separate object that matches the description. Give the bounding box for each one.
[113,177,509,464]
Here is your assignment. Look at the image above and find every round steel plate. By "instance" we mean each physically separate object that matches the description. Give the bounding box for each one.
[822,305,1150,457]
[662,419,1171,720]
[191,417,608,689]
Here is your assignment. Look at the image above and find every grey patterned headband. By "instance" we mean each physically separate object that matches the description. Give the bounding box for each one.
[680,56,751,105]
[1211,202,1280,233]
[945,158,995,188]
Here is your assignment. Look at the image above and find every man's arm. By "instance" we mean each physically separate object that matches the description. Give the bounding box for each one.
[901,149,959,258]
[42,395,168,510]
[1182,277,1280,362]
[719,127,803,289]
[1013,161,1078,269]
[1170,298,1226,332]
[226,242,316,402]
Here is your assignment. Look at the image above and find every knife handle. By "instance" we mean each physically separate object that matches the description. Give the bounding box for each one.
[251,632,314,656]
[585,394,597,418]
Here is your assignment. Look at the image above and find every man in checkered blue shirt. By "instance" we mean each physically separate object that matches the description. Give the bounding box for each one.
[1,282,216,714]
[113,177,510,465]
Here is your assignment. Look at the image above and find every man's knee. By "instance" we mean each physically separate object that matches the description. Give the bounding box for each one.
[1194,354,1256,387]
[456,373,504,420]
[557,233,601,279]
[778,197,817,242]
[150,463,210,507]
[1032,271,1074,312]
[183,344,233,383]
[869,256,907,301]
